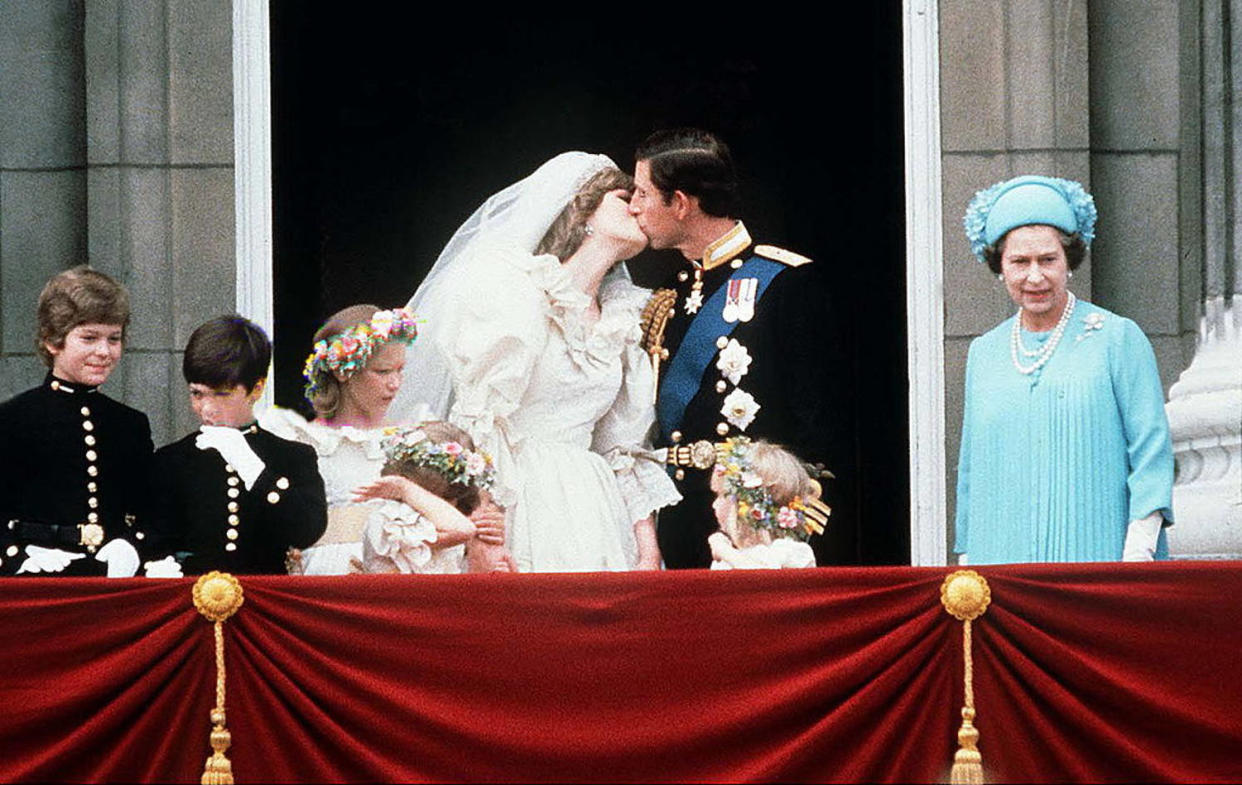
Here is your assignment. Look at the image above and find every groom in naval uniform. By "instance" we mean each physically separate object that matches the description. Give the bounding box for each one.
[630,128,847,569]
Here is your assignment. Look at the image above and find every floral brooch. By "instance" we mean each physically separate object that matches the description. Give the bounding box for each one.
[1076,312,1106,342]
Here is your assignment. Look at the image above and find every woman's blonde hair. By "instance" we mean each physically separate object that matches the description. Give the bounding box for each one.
[307,304,380,420]
[534,167,634,261]
[381,420,482,516]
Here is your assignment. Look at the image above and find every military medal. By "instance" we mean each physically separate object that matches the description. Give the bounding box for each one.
[684,266,704,315]
[737,278,758,322]
[722,279,741,323]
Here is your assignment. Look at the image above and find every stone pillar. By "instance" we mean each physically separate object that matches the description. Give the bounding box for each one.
[0,1,88,399]
[1165,0,1242,559]
[1088,1,1189,391]
[84,0,236,444]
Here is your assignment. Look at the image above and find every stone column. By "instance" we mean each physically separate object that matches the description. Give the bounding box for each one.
[0,1,88,399]
[1165,0,1242,559]
[84,0,236,444]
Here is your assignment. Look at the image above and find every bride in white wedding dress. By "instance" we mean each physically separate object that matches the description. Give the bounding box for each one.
[391,152,680,572]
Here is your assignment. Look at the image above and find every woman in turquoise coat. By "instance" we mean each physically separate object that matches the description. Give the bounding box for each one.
[954,176,1174,564]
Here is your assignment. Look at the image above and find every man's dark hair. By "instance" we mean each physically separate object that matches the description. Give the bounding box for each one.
[635,128,740,218]
[183,314,271,392]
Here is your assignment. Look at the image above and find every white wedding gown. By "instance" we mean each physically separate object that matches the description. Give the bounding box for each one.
[432,242,680,572]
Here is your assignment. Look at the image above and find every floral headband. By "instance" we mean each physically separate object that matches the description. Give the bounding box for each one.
[715,437,829,542]
[303,307,419,399]
[963,175,1096,262]
[381,424,496,492]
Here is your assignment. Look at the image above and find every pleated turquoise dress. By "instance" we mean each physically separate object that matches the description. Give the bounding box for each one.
[954,301,1174,564]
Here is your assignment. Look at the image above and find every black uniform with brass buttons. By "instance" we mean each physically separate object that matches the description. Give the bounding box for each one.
[148,425,327,575]
[0,374,154,576]
[654,226,848,569]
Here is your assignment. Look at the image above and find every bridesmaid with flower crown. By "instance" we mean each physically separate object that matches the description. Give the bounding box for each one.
[955,176,1174,565]
[261,304,509,575]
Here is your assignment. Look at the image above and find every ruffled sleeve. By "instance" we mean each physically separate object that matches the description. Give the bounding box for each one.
[590,278,682,523]
[432,243,552,507]
[360,499,438,574]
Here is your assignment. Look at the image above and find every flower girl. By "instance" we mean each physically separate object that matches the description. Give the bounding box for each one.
[707,437,831,570]
[354,421,501,574]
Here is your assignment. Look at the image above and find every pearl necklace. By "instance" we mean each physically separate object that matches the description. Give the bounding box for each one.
[1010,291,1076,375]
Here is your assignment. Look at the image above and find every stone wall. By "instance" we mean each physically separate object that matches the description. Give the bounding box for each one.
[0,0,235,446]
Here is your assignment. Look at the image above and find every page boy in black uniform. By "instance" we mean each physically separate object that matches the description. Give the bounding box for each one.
[149,315,327,574]
[0,266,154,577]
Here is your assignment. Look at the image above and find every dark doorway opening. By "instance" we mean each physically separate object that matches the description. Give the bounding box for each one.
[270,6,909,565]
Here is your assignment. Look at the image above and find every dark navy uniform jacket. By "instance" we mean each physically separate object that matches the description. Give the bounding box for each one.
[654,222,848,569]
[0,374,154,576]
[149,425,327,575]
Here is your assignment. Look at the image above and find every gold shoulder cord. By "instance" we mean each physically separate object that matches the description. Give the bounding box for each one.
[640,288,678,404]
[941,570,991,785]
[193,572,245,784]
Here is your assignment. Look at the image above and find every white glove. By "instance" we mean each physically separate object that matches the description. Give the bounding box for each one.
[143,556,184,578]
[95,538,140,577]
[1122,512,1163,562]
[196,426,265,490]
[17,545,85,574]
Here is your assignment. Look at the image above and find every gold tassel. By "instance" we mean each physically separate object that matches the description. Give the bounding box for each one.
[941,571,991,785]
[193,572,245,785]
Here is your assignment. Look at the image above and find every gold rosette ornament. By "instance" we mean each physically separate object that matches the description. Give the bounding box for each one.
[193,572,244,785]
[941,570,991,785]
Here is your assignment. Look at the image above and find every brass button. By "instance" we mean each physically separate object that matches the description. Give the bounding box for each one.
[85,450,97,462]
[730,258,744,269]
[227,476,240,487]
[80,406,91,417]
[276,477,290,490]
[227,502,239,513]
[677,271,689,282]
[226,528,239,541]
[266,491,280,504]
[716,422,730,436]
[228,514,240,525]
[224,464,235,474]
[671,431,682,444]
[716,336,729,350]
[84,434,96,446]
[225,542,237,552]
[716,380,727,393]
[674,468,685,481]
[5,545,17,557]
[227,488,240,499]
[135,531,145,540]
[87,465,98,477]
[87,482,97,493]
[82,420,94,432]
[88,497,98,509]
[88,512,99,523]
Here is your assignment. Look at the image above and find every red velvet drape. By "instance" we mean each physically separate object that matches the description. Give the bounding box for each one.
[2,563,1240,783]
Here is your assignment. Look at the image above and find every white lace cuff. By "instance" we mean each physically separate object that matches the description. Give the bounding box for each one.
[609,449,683,523]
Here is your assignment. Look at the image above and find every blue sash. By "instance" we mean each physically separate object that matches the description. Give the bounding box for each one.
[657,256,785,440]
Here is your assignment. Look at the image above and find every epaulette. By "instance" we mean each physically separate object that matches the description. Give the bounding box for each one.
[754,244,813,267]
[640,288,678,355]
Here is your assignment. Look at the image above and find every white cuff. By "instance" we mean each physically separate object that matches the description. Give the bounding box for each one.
[1122,512,1163,562]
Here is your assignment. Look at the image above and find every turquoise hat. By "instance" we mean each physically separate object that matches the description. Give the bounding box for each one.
[963,175,1097,262]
